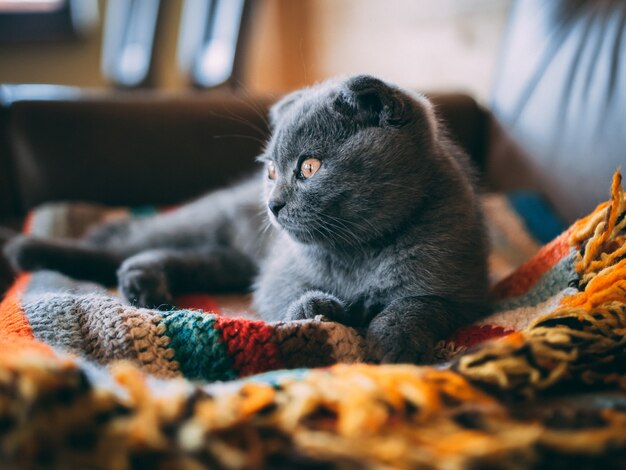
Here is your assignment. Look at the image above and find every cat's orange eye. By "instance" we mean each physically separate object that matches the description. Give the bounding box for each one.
[267,161,277,180]
[300,158,321,179]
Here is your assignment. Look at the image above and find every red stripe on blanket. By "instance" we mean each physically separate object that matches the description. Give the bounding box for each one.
[491,227,573,300]
[175,294,221,313]
[0,274,54,356]
[214,316,284,376]
[448,324,514,349]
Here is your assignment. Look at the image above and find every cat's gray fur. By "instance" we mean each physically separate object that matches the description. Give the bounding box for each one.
[4,75,489,363]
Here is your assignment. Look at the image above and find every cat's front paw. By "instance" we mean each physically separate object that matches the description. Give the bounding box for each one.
[285,291,345,321]
[117,257,173,309]
[366,315,434,364]
[3,235,48,272]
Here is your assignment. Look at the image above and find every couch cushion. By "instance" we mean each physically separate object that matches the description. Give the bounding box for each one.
[489,0,626,222]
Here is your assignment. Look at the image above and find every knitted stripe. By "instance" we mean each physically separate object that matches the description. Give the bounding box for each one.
[22,271,127,358]
[447,324,513,350]
[159,310,236,381]
[214,316,284,376]
[494,250,576,311]
[315,320,367,363]
[271,320,336,368]
[477,288,576,331]
[22,290,136,363]
[17,270,178,377]
[22,292,91,353]
[435,288,578,361]
[491,227,573,300]
[121,308,180,378]
[175,293,221,313]
[0,274,54,357]
[0,274,34,340]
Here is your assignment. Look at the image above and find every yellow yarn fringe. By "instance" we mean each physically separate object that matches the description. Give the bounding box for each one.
[458,170,626,397]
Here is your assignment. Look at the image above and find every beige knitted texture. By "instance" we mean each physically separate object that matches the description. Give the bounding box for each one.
[120,308,181,378]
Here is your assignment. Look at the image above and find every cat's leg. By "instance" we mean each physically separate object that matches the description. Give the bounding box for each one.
[366,296,480,364]
[117,246,258,308]
[4,235,123,285]
[83,217,133,246]
[253,262,350,322]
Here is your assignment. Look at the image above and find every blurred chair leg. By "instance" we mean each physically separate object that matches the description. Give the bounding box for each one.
[101,0,163,88]
[177,0,253,89]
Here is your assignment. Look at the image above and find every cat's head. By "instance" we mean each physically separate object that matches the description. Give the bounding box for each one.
[259,75,443,247]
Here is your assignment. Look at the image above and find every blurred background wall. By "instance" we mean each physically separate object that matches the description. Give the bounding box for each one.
[0,0,512,103]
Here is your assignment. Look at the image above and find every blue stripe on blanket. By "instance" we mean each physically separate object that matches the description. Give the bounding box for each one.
[507,191,566,244]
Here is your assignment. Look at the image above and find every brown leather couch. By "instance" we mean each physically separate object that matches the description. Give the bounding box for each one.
[1,0,624,294]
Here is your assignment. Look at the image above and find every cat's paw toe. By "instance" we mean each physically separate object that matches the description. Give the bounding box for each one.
[366,319,434,364]
[3,235,46,272]
[286,291,345,321]
[117,263,173,309]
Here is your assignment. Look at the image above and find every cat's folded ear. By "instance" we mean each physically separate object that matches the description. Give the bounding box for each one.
[333,75,409,127]
[269,90,305,129]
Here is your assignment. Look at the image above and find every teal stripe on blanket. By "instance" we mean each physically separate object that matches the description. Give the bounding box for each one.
[130,205,159,217]
[160,310,236,381]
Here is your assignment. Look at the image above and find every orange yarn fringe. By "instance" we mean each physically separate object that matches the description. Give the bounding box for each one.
[458,170,626,397]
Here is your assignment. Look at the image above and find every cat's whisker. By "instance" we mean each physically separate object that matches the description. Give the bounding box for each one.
[321,225,348,252]
[336,211,386,240]
[324,222,362,248]
[213,134,267,145]
[351,215,386,239]
[315,215,357,247]
[259,218,273,237]
[231,82,272,130]
[219,106,268,135]
[207,110,268,139]
[376,181,425,195]
[315,214,370,258]
[325,218,362,240]
[312,225,337,251]
[319,212,378,244]
[317,213,385,259]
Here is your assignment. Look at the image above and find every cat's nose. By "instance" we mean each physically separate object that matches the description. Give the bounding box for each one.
[268,200,286,217]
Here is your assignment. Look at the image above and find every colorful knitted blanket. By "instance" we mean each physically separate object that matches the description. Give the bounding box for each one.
[1,172,625,468]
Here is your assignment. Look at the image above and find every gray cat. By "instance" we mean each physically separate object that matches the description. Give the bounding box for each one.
[4,75,489,363]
